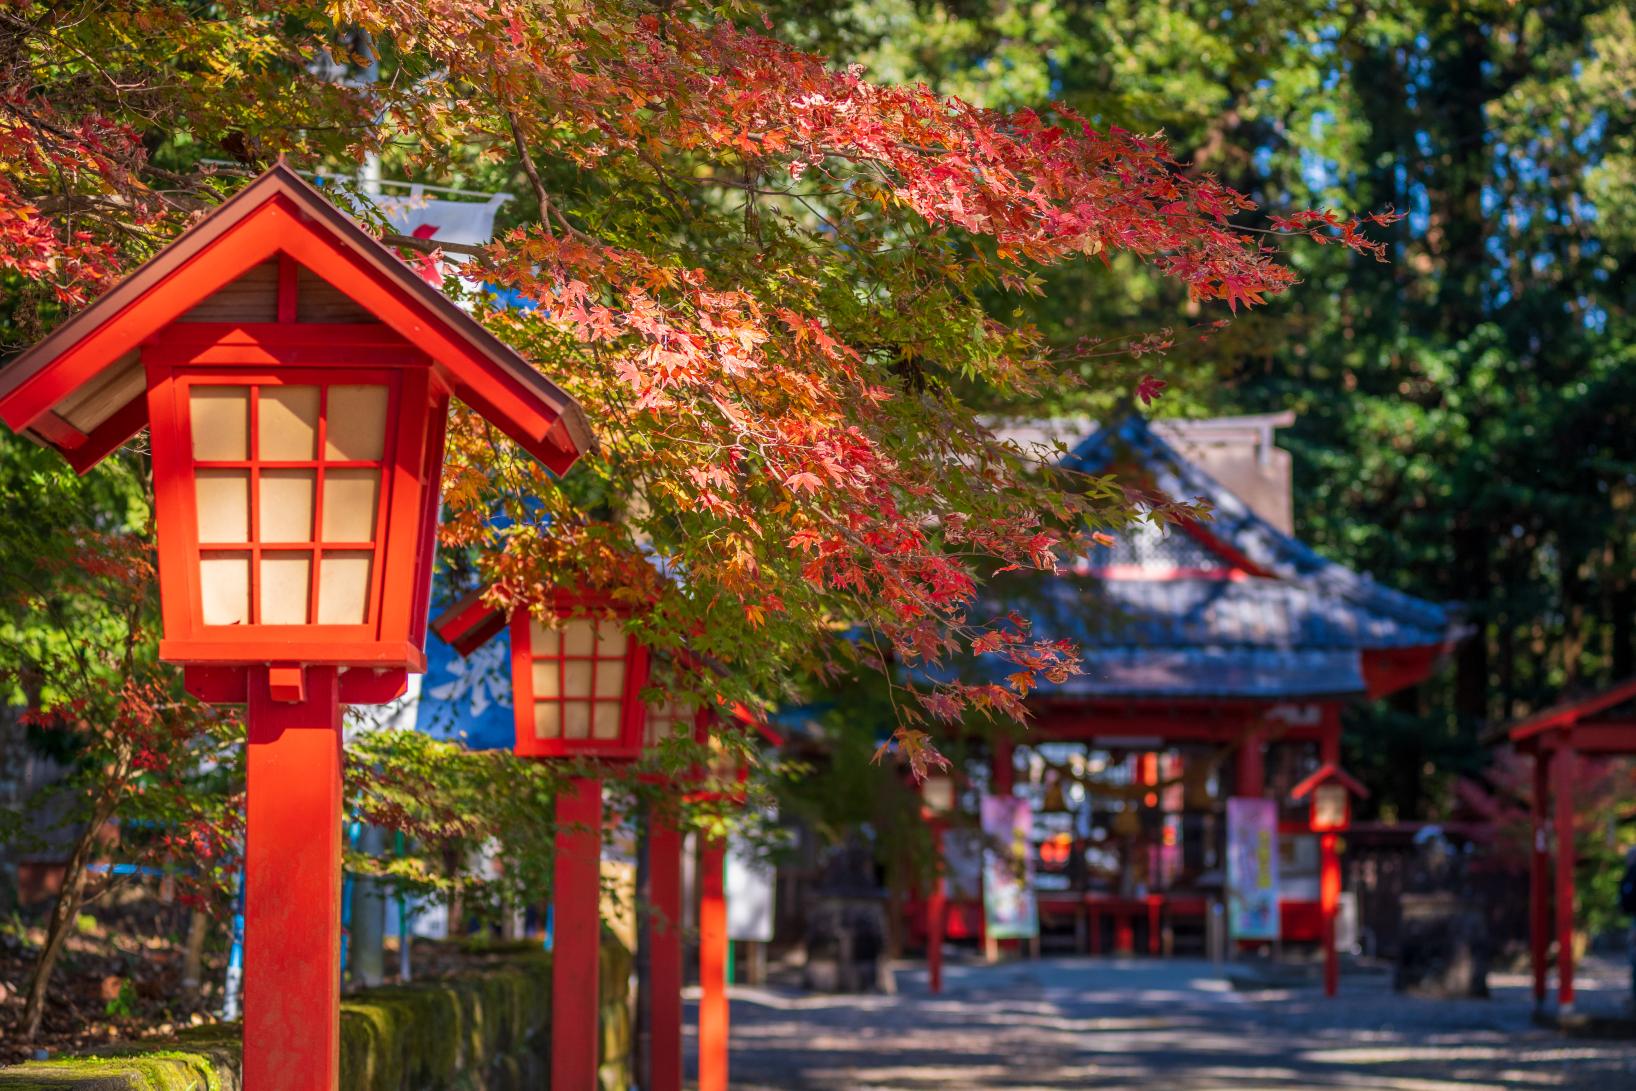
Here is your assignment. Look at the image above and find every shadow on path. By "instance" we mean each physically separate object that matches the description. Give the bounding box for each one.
[684,956,1636,1090]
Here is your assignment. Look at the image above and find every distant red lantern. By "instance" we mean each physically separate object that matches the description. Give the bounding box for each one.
[1292,762,1367,835]
[1290,762,1369,998]
[433,588,655,760]
[0,164,592,1091]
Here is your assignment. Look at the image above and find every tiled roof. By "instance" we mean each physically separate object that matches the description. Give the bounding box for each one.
[981,414,1462,700]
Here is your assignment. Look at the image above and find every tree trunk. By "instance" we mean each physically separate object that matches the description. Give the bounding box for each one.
[180,908,209,995]
[21,793,117,1040]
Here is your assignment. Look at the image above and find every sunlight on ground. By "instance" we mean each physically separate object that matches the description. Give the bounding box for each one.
[709,957,1636,1090]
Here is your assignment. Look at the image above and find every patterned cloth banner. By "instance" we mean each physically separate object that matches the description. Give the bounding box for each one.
[1226,796,1281,941]
[412,620,515,750]
[980,794,1039,940]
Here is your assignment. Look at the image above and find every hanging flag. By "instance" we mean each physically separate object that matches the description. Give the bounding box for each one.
[980,793,1039,940]
[1226,797,1281,941]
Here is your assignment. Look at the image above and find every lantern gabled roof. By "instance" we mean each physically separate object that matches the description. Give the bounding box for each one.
[1290,762,1370,801]
[0,162,593,474]
[429,586,511,658]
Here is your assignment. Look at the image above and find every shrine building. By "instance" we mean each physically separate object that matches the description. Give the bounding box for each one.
[921,412,1464,956]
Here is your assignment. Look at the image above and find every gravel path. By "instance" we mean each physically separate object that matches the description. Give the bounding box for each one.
[686,956,1636,1089]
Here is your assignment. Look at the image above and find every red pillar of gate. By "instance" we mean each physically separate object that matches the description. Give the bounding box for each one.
[244,666,343,1091]
[1553,745,1576,1010]
[1530,750,1550,1007]
[927,823,946,994]
[1320,831,1340,997]
[553,776,604,1091]
[698,837,729,1091]
[648,807,683,1091]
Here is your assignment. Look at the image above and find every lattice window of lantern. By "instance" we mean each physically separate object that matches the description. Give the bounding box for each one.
[528,616,630,742]
[644,697,696,751]
[186,378,394,629]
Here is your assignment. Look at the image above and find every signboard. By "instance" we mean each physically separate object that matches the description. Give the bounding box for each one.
[1226,796,1280,941]
[980,794,1038,940]
[726,834,776,943]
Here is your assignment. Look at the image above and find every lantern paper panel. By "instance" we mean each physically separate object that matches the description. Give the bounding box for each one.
[644,696,698,751]
[512,609,650,760]
[187,380,391,629]
[921,773,956,817]
[1311,782,1351,832]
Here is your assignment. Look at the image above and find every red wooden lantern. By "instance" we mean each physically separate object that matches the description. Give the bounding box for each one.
[0,164,592,1091]
[432,587,655,760]
[1291,762,1367,834]
[431,586,655,1091]
[1290,762,1369,998]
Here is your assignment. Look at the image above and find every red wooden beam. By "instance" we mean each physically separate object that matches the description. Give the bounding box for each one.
[698,836,729,1091]
[647,806,683,1091]
[553,776,603,1091]
[1555,723,1636,754]
[1507,674,1636,745]
[244,666,343,1091]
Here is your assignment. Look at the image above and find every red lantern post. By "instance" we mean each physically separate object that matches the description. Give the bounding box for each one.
[1290,763,1368,998]
[683,705,776,1091]
[0,164,592,1091]
[433,589,655,1091]
[919,771,957,994]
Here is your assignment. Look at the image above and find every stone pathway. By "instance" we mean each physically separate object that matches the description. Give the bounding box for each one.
[686,956,1636,1089]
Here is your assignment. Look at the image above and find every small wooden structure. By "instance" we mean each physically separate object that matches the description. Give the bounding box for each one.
[1290,762,1368,996]
[433,591,774,1091]
[0,163,591,1090]
[434,588,657,1091]
[1504,675,1636,1012]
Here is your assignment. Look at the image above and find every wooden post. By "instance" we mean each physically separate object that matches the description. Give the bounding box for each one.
[1553,744,1576,1011]
[1320,831,1340,997]
[698,836,729,1091]
[647,806,683,1091]
[992,737,1015,794]
[1530,750,1550,1008]
[1237,728,1265,797]
[553,776,604,1091]
[927,823,946,994]
[244,666,343,1091]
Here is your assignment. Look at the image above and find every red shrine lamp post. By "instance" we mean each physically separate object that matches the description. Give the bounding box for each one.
[0,164,592,1089]
[919,770,957,994]
[1290,763,1368,998]
[433,588,654,1091]
[434,589,774,1091]
[683,706,771,1091]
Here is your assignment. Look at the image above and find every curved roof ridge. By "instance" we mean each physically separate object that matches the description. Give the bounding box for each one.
[1061,413,1459,640]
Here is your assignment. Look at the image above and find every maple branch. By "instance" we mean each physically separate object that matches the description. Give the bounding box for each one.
[504,105,554,226]
[381,231,488,258]
[502,104,598,246]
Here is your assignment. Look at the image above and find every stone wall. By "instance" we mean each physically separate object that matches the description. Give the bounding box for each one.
[0,936,634,1091]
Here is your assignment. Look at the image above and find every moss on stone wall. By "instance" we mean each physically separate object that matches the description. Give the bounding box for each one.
[0,935,633,1091]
